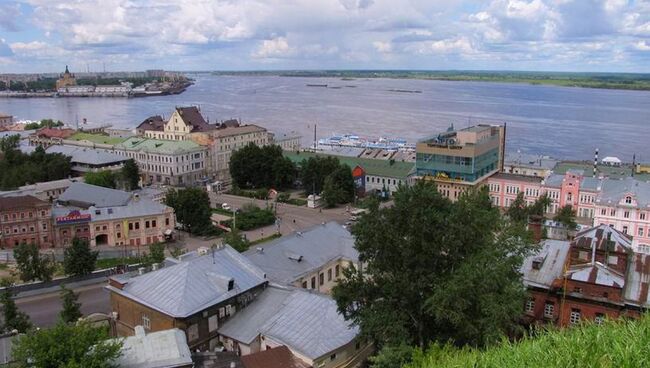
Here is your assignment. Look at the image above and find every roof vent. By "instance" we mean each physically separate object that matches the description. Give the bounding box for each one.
[152,263,159,271]
[138,267,146,275]
[198,246,209,256]
[296,231,303,237]
[287,252,303,262]
[256,247,264,253]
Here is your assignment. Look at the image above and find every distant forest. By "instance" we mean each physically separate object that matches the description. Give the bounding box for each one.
[211,70,650,91]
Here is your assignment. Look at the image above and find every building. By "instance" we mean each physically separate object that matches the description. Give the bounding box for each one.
[283,151,414,197]
[144,106,216,141]
[218,285,369,368]
[209,124,269,182]
[487,172,544,209]
[504,152,558,178]
[0,195,54,248]
[106,245,268,351]
[28,128,76,147]
[271,131,302,151]
[636,163,650,175]
[416,124,505,201]
[115,137,208,186]
[55,65,76,90]
[114,326,193,368]
[241,346,309,368]
[45,145,129,174]
[58,85,94,94]
[0,178,82,202]
[95,84,131,94]
[53,182,175,247]
[593,177,650,252]
[136,116,165,136]
[0,113,12,127]
[522,225,650,327]
[244,222,360,294]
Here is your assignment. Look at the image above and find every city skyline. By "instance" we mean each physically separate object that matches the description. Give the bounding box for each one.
[0,0,649,74]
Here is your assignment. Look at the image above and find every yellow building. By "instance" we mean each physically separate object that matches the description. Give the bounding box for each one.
[636,163,650,175]
[55,65,77,90]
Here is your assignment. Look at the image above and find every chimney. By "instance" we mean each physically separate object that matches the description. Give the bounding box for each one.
[591,237,597,266]
[138,267,146,275]
[152,263,159,271]
[528,217,543,243]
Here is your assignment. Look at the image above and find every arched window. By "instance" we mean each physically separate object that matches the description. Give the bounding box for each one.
[625,196,632,204]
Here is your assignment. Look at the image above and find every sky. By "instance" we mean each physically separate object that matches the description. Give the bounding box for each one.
[0,0,649,73]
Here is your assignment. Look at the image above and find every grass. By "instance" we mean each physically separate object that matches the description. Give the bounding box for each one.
[69,132,126,145]
[407,315,650,368]
[249,233,282,246]
[95,257,142,270]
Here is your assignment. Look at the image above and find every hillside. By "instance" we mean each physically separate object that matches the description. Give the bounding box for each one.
[406,315,650,368]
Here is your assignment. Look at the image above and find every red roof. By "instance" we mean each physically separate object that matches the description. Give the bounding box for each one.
[35,128,75,139]
[241,346,310,368]
[0,195,50,211]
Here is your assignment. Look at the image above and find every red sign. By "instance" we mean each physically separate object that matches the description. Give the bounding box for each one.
[56,210,91,224]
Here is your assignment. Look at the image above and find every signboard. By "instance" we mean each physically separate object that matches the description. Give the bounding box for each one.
[56,210,91,225]
[352,165,366,197]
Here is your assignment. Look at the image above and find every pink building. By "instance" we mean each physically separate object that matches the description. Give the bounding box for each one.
[593,177,650,252]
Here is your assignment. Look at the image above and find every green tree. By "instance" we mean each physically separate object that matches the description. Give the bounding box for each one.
[148,243,166,264]
[229,144,296,190]
[12,321,122,368]
[13,242,55,282]
[333,181,533,351]
[322,164,355,207]
[223,228,250,252]
[165,188,212,234]
[554,205,577,230]
[120,159,140,190]
[506,192,528,224]
[300,155,340,194]
[63,237,99,277]
[84,170,117,189]
[528,193,551,218]
[0,279,32,333]
[59,285,82,324]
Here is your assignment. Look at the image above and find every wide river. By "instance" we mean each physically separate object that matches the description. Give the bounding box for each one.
[1,74,649,161]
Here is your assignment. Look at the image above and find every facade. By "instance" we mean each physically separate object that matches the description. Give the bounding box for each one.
[593,177,650,252]
[244,222,360,294]
[136,116,165,136]
[0,178,82,202]
[106,246,268,351]
[522,225,650,327]
[0,113,12,127]
[271,131,302,151]
[144,106,215,141]
[28,128,76,147]
[209,124,269,181]
[115,137,208,186]
[53,183,175,247]
[416,124,505,201]
[95,85,131,94]
[55,65,76,90]
[0,195,54,248]
[45,145,128,174]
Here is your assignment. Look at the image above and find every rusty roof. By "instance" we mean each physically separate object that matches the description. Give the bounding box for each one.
[136,115,165,132]
[0,195,49,211]
[241,346,309,368]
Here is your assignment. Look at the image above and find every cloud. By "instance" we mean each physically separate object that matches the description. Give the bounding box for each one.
[339,0,374,11]
[634,40,650,51]
[0,39,14,57]
[0,3,22,32]
[373,41,392,53]
[253,37,292,59]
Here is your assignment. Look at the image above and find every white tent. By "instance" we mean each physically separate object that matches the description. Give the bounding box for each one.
[602,156,622,166]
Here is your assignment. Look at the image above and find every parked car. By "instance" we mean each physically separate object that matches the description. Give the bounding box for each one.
[222,203,231,211]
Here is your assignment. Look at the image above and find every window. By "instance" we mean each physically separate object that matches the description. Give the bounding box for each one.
[608,256,618,265]
[117,233,121,239]
[570,309,581,325]
[625,196,632,204]
[319,272,324,285]
[311,277,316,289]
[328,268,332,281]
[302,281,307,288]
[152,220,157,228]
[639,227,645,237]
[330,353,337,361]
[128,223,134,231]
[135,222,140,230]
[610,209,616,216]
[594,313,605,325]
[165,218,170,226]
[208,315,218,332]
[641,213,647,220]
[544,302,554,318]
[42,223,47,230]
[574,287,582,294]
[623,226,628,234]
[525,299,535,313]
[142,314,151,330]
[145,221,150,229]
[187,324,199,342]
[624,211,630,219]
[218,307,225,318]
[335,265,340,277]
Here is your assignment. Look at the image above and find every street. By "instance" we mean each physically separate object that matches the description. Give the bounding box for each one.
[15,282,110,327]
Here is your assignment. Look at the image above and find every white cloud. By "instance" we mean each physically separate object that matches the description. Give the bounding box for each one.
[634,40,650,51]
[253,37,292,59]
[373,41,392,53]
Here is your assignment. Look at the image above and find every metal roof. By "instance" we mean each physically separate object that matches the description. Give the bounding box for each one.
[46,145,128,166]
[505,152,558,170]
[521,239,570,289]
[597,177,650,208]
[219,285,359,361]
[244,222,358,285]
[108,246,267,318]
[59,182,131,208]
[115,327,193,368]
[117,137,205,155]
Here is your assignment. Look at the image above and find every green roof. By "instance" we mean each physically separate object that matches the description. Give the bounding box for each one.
[553,161,650,181]
[284,151,415,179]
[116,137,204,154]
[69,132,126,145]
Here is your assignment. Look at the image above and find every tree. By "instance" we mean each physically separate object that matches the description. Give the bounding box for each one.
[528,193,551,218]
[12,321,122,368]
[63,237,99,277]
[59,285,82,324]
[120,159,140,190]
[300,155,340,195]
[148,243,166,264]
[84,170,117,189]
[506,192,528,224]
[223,228,250,252]
[13,242,55,282]
[554,205,577,230]
[165,188,212,234]
[229,144,296,190]
[333,181,533,351]
[0,279,32,333]
[322,164,355,207]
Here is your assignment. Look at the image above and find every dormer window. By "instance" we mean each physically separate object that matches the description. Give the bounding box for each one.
[625,196,632,204]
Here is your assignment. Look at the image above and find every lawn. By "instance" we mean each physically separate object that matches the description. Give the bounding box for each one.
[69,132,127,145]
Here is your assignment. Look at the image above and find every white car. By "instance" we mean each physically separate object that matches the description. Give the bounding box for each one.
[221,203,231,211]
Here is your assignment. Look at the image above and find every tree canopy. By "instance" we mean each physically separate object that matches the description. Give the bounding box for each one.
[165,188,212,234]
[333,181,533,354]
[0,136,72,190]
[63,237,99,277]
[322,164,355,207]
[13,242,56,282]
[84,170,117,189]
[11,322,122,368]
[121,159,140,190]
[554,204,577,230]
[59,285,82,324]
[23,119,64,130]
[300,155,341,195]
[0,279,32,333]
[229,144,296,190]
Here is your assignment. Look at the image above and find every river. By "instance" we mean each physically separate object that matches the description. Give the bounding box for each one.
[1,74,648,161]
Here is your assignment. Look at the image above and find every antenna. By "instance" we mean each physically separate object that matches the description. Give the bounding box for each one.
[594,148,599,177]
[632,153,636,177]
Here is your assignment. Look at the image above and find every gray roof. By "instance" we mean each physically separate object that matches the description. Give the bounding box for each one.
[115,327,193,368]
[597,177,650,208]
[108,247,267,318]
[543,173,602,192]
[219,285,359,360]
[244,222,358,285]
[59,182,131,208]
[46,145,127,166]
[521,240,570,289]
[505,152,558,170]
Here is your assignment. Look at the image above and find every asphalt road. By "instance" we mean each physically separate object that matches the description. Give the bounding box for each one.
[14,282,110,327]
